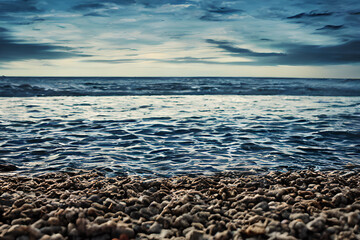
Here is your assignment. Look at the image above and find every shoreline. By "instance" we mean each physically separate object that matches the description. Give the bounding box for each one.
[1,170,360,240]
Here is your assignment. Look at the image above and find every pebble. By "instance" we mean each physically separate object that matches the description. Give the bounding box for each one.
[1,170,360,240]
[185,229,204,240]
[253,201,269,211]
[0,163,17,172]
[306,217,326,232]
[347,211,359,226]
[332,193,347,206]
[289,220,307,239]
[289,213,310,223]
[148,222,162,234]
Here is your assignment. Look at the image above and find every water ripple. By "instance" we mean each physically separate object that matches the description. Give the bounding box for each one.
[0,95,359,176]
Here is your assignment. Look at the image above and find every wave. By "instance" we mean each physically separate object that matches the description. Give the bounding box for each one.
[1,77,359,97]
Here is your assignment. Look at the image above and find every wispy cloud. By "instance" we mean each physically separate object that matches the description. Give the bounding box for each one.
[287,11,333,19]
[316,25,344,30]
[205,38,360,66]
[0,27,91,64]
[206,39,285,57]
[72,3,107,11]
[82,59,139,64]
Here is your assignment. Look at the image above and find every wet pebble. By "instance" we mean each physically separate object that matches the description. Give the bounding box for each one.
[1,170,360,240]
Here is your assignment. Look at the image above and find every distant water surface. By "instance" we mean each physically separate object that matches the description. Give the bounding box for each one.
[0,78,359,177]
[1,77,359,97]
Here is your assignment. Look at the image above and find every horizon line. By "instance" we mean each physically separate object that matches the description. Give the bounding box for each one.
[2,76,360,80]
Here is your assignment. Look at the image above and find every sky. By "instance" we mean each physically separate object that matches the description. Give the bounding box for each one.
[0,0,359,77]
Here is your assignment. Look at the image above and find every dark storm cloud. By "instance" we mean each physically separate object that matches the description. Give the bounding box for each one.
[0,28,91,63]
[84,12,108,17]
[72,0,136,10]
[260,38,273,41]
[349,11,360,15]
[199,4,243,22]
[317,25,344,30]
[136,0,188,8]
[85,57,248,65]
[72,0,188,10]
[164,40,360,66]
[273,41,360,65]
[207,6,242,14]
[11,17,46,26]
[287,11,333,19]
[72,0,136,17]
[0,0,40,14]
[206,39,285,57]
[161,57,258,65]
[72,3,107,11]
[206,39,360,66]
[200,14,224,21]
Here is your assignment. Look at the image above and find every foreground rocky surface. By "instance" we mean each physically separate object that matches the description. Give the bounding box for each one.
[1,170,360,240]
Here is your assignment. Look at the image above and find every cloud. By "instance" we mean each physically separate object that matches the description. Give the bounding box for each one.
[206,38,360,66]
[0,0,40,14]
[72,0,137,11]
[161,57,219,64]
[82,59,139,63]
[349,11,360,15]
[260,38,273,41]
[84,12,108,17]
[206,39,285,57]
[317,25,344,30]
[72,3,107,11]
[0,27,91,63]
[273,41,360,65]
[10,17,47,26]
[199,14,224,21]
[160,56,263,65]
[287,11,333,19]
[72,0,188,11]
[207,6,242,14]
[72,1,136,17]
[199,3,243,21]
[135,0,188,8]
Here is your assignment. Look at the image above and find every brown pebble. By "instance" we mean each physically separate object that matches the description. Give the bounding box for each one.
[11,217,32,225]
[243,223,266,236]
[148,221,162,233]
[39,235,51,240]
[76,217,89,235]
[114,223,135,238]
[347,211,359,226]
[48,217,60,226]
[214,230,232,240]
[174,215,191,229]
[185,229,204,240]
[4,225,28,237]
[49,233,64,240]
[306,217,325,232]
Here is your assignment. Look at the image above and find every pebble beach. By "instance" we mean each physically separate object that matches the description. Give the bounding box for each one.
[1,170,360,240]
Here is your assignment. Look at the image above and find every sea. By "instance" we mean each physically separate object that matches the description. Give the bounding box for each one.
[0,77,359,177]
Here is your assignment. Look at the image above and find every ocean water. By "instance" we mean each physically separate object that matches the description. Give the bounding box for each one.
[0,77,359,176]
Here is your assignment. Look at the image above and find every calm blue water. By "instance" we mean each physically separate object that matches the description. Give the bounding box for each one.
[0,77,359,176]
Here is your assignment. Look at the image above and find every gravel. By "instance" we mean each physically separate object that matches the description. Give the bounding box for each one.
[1,170,360,239]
